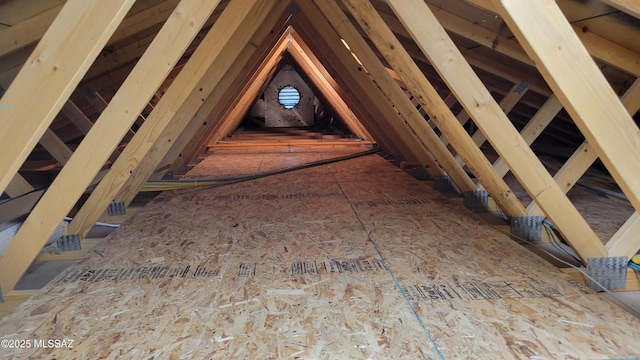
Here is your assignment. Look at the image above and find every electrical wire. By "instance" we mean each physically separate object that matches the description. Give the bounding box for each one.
[86,147,380,193]
[141,147,380,191]
[486,221,640,319]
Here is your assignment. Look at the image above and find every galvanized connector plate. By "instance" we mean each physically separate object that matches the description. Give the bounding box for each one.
[57,234,82,252]
[107,201,126,216]
[433,176,455,194]
[510,216,544,242]
[463,190,488,212]
[586,256,627,291]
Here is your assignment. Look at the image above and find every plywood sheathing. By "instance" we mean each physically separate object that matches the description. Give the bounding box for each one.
[0,148,637,359]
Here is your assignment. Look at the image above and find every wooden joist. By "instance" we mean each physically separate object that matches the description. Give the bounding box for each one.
[292,10,441,175]
[0,0,220,296]
[206,34,289,145]
[5,175,35,198]
[382,0,609,261]
[492,95,563,178]
[454,81,529,166]
[68,0,289,239]
[0,0,136,196]
[0,5,62,57]
[305,0,479,189]
[292,11,436,165]
[466,0,640,77]
[160,13,295,177]
[601,0,640,19]
[343,0,528,219]
[285,27,413,161]
[493,0,640,230]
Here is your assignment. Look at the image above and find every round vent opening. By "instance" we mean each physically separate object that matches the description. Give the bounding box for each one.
[278,86,300,109]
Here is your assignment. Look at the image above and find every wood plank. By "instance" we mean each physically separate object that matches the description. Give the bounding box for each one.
[303,0,479,189]
[195,57,278,146]
[0,0,135,196]
[67,0,286,240]
[289,24,440,175]
[153,13,295,179]
[163,24,296,176]
[492,95,563,177]
[601,0,640,19]
[39,128,74,164]
[343,0,527,218]
[607,212,640,258]
[384,0,608,261]
[4,175,35,198]
[0,1,181,59]
[0,0,220,295]
[0,149,637,357]
[0,5,62,57]
[373,10,552,97]
[290,16,435,165]
[494,0,640,216]
[61,100,94,135]
[454,81,529,166]
[466,0,640,77]
[0,290,36,318]
[284,27,415,161]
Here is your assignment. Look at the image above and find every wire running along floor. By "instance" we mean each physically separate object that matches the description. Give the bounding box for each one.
[0,148,638,359]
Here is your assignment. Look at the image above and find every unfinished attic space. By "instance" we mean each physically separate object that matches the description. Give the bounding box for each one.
[1,0,640,358]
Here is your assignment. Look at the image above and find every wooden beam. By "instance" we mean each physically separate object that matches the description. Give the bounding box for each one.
[285,26,411,160]
[284,35,371,141]
[0,0,220,295]
[5,174,34,198]
[493,0,640,218]
[0,290,37,318]
[600,0,640,19]
[373,9,552,97]
[343,0,527,217]
[39,128,73,164]
[0,5,62,57]
[454,81,529,166]
[67,0,287,239]
[61,100,94,135]
[291,19,433,171]
[0,1,182,59]
[524,80,640,257]
[0,0,135,196]
[304,0,478,190]
[292,12,436,167]
[607,212,640,258]
[206,39,288,145]
[384,0,608,261]
[161,16,295,176]
[154,13,294,179]
[466,0,640,77]
[492,95,563,177]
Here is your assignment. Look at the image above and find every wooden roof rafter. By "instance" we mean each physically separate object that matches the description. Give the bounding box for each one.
[0,0,224,300]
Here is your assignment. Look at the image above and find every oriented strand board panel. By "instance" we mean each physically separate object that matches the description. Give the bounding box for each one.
[0,148,638,359]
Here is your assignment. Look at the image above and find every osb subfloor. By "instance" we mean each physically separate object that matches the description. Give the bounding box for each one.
[0,147,638,359]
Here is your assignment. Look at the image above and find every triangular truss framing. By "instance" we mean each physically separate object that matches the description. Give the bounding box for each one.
[0,0,639,298]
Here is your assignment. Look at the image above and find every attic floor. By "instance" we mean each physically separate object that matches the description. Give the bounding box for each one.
[0,146,638,359]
